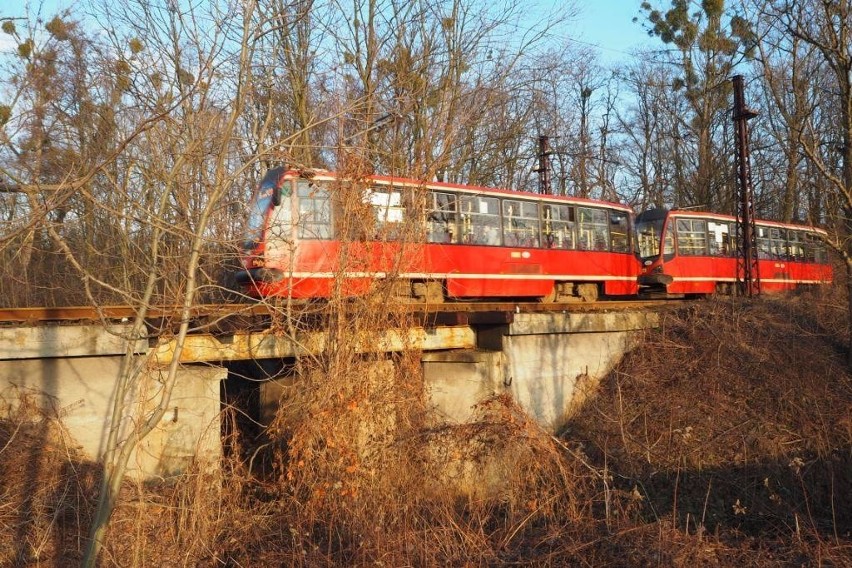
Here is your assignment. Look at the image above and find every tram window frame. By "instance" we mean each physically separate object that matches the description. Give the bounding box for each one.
[296,180,333,239]
[367,185,407,241]
[268,178,295,243]
[541,203,575,249]
[663,221,675,259]
[577,207,609,251]
[609,210,630,253]
[245,174,282,249]
[502,199,541,247]
[675,218,708,256]
[768,227,787,259]
[787,230,805,260]
[756,225,772,259]
[804,232,827,263]
[459,194,501,246]
[636,217,664,259]
[815,235,828,263]
[707,221,732,256]
[427,191,458,244]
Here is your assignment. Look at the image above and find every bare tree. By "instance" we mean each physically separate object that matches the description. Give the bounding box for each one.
[0,0,286,562]
[249,0,325,168]
[739,0,823,222]
[756,0,852,366]
[320,0,574,184]
[615,60,682,207]
[640,0,754,209]
[0,12,136,307]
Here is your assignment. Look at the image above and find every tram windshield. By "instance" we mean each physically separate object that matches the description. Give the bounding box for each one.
[244,168,282,249]
[635,217,664,260]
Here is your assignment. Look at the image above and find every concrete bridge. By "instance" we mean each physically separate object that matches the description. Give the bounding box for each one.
[0,306,659,479]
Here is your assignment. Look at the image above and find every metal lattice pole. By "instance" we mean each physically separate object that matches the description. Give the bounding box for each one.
[534,135,552,195]
[732,75,760,296]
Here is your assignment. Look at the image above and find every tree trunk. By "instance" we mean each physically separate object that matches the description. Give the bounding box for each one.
[847,257,852,370]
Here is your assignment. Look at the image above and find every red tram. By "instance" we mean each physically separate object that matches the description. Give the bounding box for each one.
[635,208,833,296]
[236,168,640,302]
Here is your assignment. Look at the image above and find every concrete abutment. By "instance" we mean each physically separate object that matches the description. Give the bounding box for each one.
[423,311,658,431]
[0,310,658,479]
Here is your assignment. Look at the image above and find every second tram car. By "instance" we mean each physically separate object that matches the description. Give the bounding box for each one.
[635,208,832,296]
[236,168,640,302]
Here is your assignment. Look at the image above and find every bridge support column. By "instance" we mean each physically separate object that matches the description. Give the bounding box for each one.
[422,349,505,424]
[0,325,225,480]
[423,311,658,432]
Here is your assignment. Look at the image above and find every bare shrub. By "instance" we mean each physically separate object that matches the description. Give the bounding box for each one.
[5,291,850,565]
[0,390,98,566]
[569,293,852,564]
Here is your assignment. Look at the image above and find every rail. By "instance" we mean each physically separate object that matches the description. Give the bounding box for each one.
[0,300,679,326]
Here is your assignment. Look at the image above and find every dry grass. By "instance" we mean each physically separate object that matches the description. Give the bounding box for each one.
[568,285,852,565]
[0,392,99,566]
[2,284,851,566]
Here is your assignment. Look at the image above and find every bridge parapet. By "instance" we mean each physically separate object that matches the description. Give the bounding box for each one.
[0,324,147,360]
[509,310,659,334]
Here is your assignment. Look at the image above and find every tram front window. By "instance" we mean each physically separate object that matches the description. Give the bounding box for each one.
[636,218,664,260]
[244,169,282,250]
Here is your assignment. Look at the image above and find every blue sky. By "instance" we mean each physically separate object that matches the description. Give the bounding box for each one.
[571,0,657,61]
[1,0,659,63]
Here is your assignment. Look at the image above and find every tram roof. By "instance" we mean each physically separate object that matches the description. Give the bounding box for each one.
[638,207,827,235]
[278,169,634,213]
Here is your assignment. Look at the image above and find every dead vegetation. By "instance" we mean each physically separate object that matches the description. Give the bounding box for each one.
[568,285,852,565]
[1,284,851,566]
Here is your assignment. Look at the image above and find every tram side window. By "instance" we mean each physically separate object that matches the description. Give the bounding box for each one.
[427,192,458,243]
[787,230,805,260]
[268,185,294,243]
[577,207,609,250]
[368,186,405,240]
[297,181,332,239]
[708,221,731,256]
[756,225,772,259]
[663,222,675,256]
[769,227,787,259]
[460,195,501,245]
[503,199,541,247]
[815,235,828,263]
[541,203,575,249]
[610,211,630,252]
[804,232,827,263]
[676,218,708,255]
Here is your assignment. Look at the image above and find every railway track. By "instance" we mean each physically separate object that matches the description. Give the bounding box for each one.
[0,299,680,326]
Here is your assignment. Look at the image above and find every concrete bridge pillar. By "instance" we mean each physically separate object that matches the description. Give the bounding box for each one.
[423,311,658,432]
[0,325,225,480]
